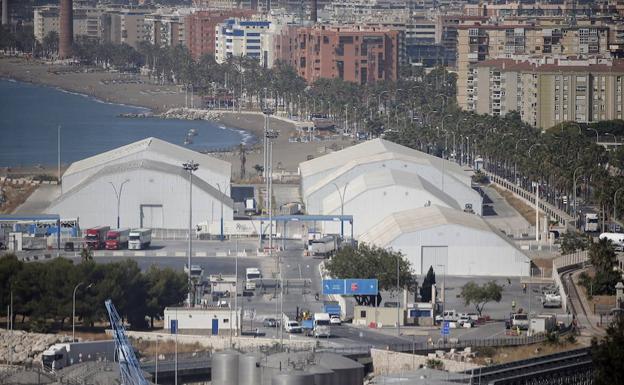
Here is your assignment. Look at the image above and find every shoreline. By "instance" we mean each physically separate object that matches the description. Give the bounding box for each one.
[0,56,353,178]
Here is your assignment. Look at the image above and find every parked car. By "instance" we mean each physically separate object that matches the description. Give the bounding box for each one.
[458,316,475,328]
[330,315,341,325]
[263,318,278,327]
[285,321,302,333]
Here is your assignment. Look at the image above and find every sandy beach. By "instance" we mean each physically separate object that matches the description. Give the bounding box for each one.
[0,56,354,177]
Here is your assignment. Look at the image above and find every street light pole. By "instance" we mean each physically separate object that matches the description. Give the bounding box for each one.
[436,264,446,342]
[332,182,349,239]
[587,128,599,143]
[182,161,199,307]
[528,144,543,242]
[108,179,130,228]
[614,187,624,222]
[397,255,401,336]
[216,183,227,241]
[72,282,92,342]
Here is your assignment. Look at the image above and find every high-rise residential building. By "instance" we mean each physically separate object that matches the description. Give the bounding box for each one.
[34,5,104,43]
[456,22,612,111]
[101,6,153,49]
[470,57,624,128]
[185,9,255,59]
[278,24,400,85]
[144,11,188,48]
[214,18,271,63]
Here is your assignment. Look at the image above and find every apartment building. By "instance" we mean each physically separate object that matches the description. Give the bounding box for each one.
[144,12,188,48]
[471,57,624,128]
[214,18,271,63]
[457,23,612,111]
[34,5,104,42]
[185,9,255,59]
[101,6,153,49]
[278,24,400,85]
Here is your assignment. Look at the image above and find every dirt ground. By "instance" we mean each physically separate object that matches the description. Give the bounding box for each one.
[474,340,580,365]
[491,185,536,226]
[0,182,37,214]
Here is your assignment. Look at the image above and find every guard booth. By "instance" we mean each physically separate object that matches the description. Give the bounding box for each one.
[0,214,63,251]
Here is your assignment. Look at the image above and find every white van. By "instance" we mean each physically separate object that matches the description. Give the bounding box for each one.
[599,232,624,251]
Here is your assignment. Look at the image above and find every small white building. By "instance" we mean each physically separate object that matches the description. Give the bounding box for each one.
[47,137,233,230]
[359,206,531,277]
[164,307,241,335]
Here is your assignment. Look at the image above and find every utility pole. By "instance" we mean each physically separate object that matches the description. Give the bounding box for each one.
[57,125,61,189]
[182,161,199,307]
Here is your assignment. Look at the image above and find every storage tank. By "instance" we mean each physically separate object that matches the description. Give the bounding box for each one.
[317,353,364,385]
[272,371,315,385]
[212,350,240,385]
[307,365,334,385]
[239,352,263,385]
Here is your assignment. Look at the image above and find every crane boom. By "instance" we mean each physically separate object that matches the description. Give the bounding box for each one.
[105,299,148,385]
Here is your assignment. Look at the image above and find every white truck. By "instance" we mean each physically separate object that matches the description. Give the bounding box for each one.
[128,228,152,250]
[42,340,116,371]
[308,236,337,257]
[245,267,262,290]
[312,312,331,338]
[584,213,599,232]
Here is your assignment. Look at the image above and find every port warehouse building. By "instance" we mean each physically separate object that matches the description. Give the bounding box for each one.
[299,139,530,277]
[46,137,234,230]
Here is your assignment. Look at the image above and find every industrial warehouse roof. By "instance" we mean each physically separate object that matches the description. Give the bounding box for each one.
[63,137,231,179]
[303,150,471,198]
[49,158,233,208]
[300,139,471,187]
[321,169,460,214]
[358,206,517,248]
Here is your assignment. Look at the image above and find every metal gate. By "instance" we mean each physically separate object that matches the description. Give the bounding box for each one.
[421,246,448,275]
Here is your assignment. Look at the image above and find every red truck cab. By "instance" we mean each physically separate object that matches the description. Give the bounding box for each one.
[84,226,110,250]
[105,228,130,250]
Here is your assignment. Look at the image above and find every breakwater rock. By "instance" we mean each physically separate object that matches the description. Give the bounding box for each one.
[159,108,222,121]
[1,330,73,365]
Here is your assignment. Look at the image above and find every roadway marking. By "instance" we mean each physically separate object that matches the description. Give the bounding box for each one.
[112,251,124,257]
[93,251,105,257]
[195,252,207,257]
[216,251,227,257]
[134,251,146,257]
[174,251,186,257]
[156,252,167,257]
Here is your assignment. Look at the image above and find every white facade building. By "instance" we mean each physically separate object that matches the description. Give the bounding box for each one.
[359,206,531,277]
[47,138,233,230]
[215,19,271,63]
[164,307,241,335]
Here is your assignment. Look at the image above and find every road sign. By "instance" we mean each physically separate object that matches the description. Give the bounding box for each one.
[170,319,178,335]
[322,279,379,295]
[322,279,345,295]
[345,279,378,295]
[441,321,450,336]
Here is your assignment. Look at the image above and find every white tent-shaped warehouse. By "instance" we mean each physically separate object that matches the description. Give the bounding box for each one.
[358,206,531,277]
[47,138,233,230]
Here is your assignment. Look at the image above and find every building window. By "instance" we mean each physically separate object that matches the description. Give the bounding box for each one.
[223,318,229,323]
[360,310,367,318]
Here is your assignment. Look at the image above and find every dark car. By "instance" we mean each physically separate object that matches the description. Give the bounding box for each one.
[263,318,278,327]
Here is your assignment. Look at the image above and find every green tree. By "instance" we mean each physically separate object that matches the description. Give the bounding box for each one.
[420,266,436,302]
[460,280,503,316]
[325,243,415,306]
[591,315,624,385]
[560,232,591,255]
[42,31,58,57]
[145,265,187,328]
[585,238,621,295]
